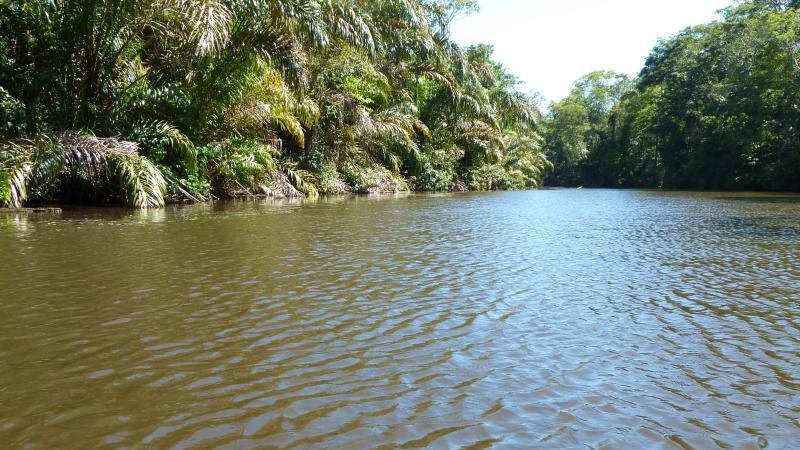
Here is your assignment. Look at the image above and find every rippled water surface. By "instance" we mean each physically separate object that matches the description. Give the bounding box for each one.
[1,190,799,449]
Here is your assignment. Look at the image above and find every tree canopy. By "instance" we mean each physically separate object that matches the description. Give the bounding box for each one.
[544,0,800,191]
[0,0,548,208]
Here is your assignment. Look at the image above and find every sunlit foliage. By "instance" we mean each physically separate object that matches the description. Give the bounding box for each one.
[545,1,800,191]
[0,0,548,208]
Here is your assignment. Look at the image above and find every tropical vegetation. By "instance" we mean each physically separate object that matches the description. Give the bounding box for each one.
[544,0,800,192]
[1,0,550,208]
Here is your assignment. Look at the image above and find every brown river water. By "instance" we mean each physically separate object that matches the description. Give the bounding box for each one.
[1,190,799,449]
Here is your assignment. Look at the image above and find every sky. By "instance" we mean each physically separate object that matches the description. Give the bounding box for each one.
[450,0,732,102]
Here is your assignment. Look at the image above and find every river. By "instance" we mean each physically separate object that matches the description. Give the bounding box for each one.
[1,190,798,449]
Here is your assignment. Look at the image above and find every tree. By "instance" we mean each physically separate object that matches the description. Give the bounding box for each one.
[546,0,800,192]
[0,0,550,208]
[543,71,631,186]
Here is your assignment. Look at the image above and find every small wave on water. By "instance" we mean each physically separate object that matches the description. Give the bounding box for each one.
[0,190,798,449]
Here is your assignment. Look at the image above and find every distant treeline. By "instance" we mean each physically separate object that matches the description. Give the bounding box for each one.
[545,0,800,191]
[0,0,549,209]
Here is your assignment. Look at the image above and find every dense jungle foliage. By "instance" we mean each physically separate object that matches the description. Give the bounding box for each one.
[0,0,550,208]
[545,0,800,191]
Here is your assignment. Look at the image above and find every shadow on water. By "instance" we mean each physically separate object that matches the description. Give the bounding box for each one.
[707,216,800,239]
[714,195,800,204]
[1,194,430,228]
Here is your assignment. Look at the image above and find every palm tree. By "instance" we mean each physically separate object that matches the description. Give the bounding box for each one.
[1,0,551,207]
[1,133,166,208]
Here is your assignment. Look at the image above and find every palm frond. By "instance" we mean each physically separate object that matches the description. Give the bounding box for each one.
[0,154,31,209]
[280,161,319,198]
[112,154,168,209]
[293,97,321,128]
[158,0,233,56]
[129,121,197,169]
[323,1,377,54]
[273,110,307,147]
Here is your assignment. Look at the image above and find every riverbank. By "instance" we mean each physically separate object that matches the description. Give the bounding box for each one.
[1,132,548,210]
[0,207,62,214]
[6,186,800,214]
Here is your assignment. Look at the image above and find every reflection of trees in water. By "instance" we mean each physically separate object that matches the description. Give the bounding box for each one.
[0,212,31,233]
